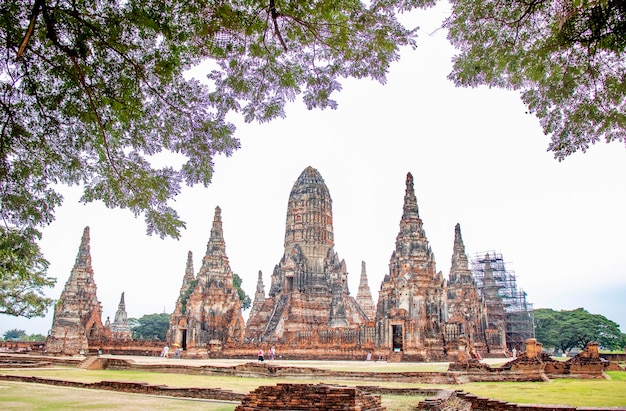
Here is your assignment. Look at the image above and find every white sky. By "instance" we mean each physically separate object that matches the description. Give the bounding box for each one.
[2,4,625,337]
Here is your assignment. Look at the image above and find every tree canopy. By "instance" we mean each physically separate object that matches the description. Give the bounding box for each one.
[2,328,27,341]
[1,0,434,317]
[534,307,625,353]
[445,0,626,160]
[233,273,251,310]
[0,227,54,317]
[129,313,170,340]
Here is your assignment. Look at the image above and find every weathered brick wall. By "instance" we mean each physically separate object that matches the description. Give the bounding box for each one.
[415,390,624,411]
[235,383,384,411]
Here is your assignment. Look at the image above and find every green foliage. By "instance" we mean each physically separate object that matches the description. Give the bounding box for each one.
[3,328,27,340]
[1,0,434,319]
[233,273,251,311]
[1,0,430,239]
[534,307,624,353]
[445,0,626,160]
[179,279,197,314]
[0,227,55,317]
[27,333,46,342]
[129,313,170,340]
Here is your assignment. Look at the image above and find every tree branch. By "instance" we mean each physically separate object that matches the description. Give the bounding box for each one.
[17,0,45,60]
[269,0,288,51]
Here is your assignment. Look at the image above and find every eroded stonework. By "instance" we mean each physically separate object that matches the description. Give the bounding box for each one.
[46,227,110,355]
[356,261,376,321]
[245,166,369,343]
[167,207,245,354]
[375,173,448,360]
[444,224,489,355]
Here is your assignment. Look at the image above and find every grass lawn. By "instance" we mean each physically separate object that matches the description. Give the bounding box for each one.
[458,371,626,407]
[0,381,237,411]
[1,366,625,409]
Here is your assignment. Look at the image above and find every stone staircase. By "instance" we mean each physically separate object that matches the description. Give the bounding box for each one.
[77,356,103,370]
[262,294,289,340]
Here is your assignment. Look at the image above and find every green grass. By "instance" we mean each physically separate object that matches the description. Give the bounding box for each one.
[0,381,237,410]
[454,371,626,407]
[2,367,625,408]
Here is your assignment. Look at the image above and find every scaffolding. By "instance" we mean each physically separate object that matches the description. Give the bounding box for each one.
[471,251,535,351]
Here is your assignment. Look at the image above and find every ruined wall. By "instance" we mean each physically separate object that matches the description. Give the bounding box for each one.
[236,384,384,411]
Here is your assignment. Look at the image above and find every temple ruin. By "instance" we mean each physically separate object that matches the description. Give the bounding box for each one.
[444,224,489,355]
[46,227,110,355]
[166,207,246,355]
[106,292,132,341]
[244,166,370,343]
[48,167,532,361]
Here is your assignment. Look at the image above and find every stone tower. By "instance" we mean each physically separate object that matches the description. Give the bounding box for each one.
[245,166,368,342]
[375,172,447,361]
[248,271,266,322]
[167,207,245,355]
[46,227,110,355]
[356,261,376,320]
[444,224,487,354]
[109,292,132,341]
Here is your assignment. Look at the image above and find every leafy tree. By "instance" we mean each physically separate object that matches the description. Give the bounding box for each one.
[3,328,27,340]
[445,0,626,160]
[0,227,55,317]
[129,313,170,340]
[27,333,46,342]
[233,273,251,311]
[534,308,624,353]
[1,0,434,317]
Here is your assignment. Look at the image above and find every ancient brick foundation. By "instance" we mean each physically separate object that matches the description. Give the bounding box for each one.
[235,383,384,411]
[416,390,626,411]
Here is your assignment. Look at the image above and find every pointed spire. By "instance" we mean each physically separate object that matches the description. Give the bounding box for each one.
[198,206,232,287]
[208,206,225,249]
[449,223,471,281]
[359,261,369,288]
[184,251,195,283]
[111,292,132,339]
[255,270,265,296]
[402,172,420,220]
[356,261,376,320]
[118,292,126,311]
[394,172,432,261]
[454,223,465,254]
[113,292,128,324]
[75,226,92,268]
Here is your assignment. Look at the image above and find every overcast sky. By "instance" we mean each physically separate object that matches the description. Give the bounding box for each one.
[2,4,625,337]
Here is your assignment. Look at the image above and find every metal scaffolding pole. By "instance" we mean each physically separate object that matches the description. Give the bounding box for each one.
[471,251,535,351]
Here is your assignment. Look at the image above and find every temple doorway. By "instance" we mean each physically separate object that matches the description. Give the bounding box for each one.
[392,324,403,351]
[181,329,187,350]
[286,276,293,292]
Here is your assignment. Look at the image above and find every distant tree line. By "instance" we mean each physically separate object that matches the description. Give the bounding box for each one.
[534,308,626,354]
[1,328,46,341]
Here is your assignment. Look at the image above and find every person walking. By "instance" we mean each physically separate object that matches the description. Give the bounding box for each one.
[258,348,264,362]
